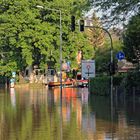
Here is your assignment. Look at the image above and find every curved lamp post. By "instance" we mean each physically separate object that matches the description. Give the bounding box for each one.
[36,5,63,96]
[85,25,114,119]
[85,25,113,64]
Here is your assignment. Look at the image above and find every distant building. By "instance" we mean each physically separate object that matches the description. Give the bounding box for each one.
[117,59,136,72]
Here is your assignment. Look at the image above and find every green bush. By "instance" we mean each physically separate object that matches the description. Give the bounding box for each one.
[89,75,125,96]
[126,71,140,87]
[89,71,140,96]
[89,76,110,95]
[113,75,124,86]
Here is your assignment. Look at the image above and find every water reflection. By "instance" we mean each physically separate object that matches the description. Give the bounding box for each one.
[10,88,16,107]
[0,87,140,140]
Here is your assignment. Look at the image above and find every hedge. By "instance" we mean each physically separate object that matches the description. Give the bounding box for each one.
[89,75,124,96]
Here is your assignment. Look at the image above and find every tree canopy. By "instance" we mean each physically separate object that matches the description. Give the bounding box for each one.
[85,13,105,51]
[0,0,93,76]
[123,14,140,64]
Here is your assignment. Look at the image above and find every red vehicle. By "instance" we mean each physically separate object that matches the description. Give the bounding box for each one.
[76,72,88,87]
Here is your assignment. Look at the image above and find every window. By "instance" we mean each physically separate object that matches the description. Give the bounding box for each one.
[77,74,81,80]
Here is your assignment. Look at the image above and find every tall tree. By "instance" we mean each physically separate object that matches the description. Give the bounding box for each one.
[85,13,105,50]
[123,14,140,64]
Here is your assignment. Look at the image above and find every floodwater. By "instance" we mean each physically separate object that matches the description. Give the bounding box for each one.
[0,86,140,140]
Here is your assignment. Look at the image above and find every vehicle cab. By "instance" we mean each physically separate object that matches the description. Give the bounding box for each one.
[76,72,88,87]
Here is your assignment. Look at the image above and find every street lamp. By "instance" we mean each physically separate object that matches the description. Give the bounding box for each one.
[36,5,63,96]
[85,25,114,120]
[84,25,113,65]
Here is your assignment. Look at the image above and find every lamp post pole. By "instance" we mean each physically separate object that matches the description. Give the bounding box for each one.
[59,10,63,99]
[85,25,113,119]
[37,6,63,140]
[36,5,63,97]
[85,26,113,64]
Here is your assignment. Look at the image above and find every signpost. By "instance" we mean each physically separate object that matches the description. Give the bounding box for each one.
[81,60,95,79]
[116,51,125,61]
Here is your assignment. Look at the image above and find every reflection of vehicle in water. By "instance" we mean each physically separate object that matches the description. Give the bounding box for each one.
[51,87,89,123]
[81,88,89,104]
[76,72,88,87]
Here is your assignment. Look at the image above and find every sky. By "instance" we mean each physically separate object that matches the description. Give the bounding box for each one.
[85,7,101,18]
[84,7,125,29]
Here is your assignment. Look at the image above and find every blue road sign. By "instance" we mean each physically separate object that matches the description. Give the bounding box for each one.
[116,51,125,60]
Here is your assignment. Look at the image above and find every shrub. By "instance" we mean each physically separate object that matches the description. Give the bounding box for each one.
[89,76,110,95]
[89,75,125,96]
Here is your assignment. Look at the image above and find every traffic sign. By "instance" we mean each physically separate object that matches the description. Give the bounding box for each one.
[116,51,125,60]
[86,64,91,70]
[81,60,95,78]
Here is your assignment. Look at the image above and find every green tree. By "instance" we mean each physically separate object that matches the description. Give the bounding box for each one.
[85,13,105,51]
[0,0,92,76]
[123,14,140,65]
[95,30,123,75]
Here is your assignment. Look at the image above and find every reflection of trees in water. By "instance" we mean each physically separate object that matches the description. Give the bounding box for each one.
[89,95,111,121]
[0,87,62,140]
[0,87,140,139]
[89,93,140,139]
